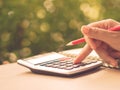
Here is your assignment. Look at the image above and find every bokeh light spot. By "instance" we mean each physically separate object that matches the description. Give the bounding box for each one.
[80,3,100,20]
[51,32,64,42]
[1,32,11,42]
[40,22,50,32]
[36,8,46,19]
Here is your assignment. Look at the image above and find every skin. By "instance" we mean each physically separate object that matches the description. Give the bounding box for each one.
[74,19,120,67]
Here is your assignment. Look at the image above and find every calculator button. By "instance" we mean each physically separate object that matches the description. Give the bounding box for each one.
[59,65,67,69]
[60,62,66,66]
[66,61,73,64]
[59,60,67,63]
[46,61,54,64]
[64,66,74,70]
[66,64,73,67]
[73,64,81,68]
[79,63,86,66]
[53,62,60,65]
[45,64,53,67]
[39,63,47,66]
[51,64,60,68]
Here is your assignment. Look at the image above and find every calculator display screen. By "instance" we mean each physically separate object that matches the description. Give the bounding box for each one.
[24,52,66,65]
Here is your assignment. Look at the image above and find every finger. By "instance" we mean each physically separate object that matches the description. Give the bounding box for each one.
[74,44,92,64]
[95,44,118,67]
[105,19,120,27]
[84,36,102,50]
[88,19,120,28]
[81,26,98,49]
[104,45,120,59]
[110,51,120,59]
[81,26,103,49]
[82,26,120,51]
[81,26,117,43]
[84,36,97,50]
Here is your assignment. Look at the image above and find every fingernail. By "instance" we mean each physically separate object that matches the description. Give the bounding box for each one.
[81,26,90,34]
[109,64,115,68]
[110,61,118,68]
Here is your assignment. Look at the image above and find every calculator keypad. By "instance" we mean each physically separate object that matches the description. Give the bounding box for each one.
[39,57,99,70]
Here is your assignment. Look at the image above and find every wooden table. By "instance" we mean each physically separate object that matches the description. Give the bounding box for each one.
[0,63,120,90]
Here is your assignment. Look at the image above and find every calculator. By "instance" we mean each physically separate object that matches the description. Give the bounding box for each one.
[17,50,103,76]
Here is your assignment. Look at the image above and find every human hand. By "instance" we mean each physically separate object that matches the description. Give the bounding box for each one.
[74,19,120,67]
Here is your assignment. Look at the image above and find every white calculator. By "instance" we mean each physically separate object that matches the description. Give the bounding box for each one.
[17,48,103,76]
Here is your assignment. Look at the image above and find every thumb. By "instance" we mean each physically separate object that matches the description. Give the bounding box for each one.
[81,26,113,42]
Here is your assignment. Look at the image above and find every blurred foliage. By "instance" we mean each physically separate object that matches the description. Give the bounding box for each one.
[0,0,120,64]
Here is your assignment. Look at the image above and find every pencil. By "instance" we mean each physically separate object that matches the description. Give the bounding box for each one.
[66,25,120,46]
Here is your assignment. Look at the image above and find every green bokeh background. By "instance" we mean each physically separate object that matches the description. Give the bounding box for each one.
[0,0,120,64]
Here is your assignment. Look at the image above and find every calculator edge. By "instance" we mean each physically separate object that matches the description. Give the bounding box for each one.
[17,59,102,77]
